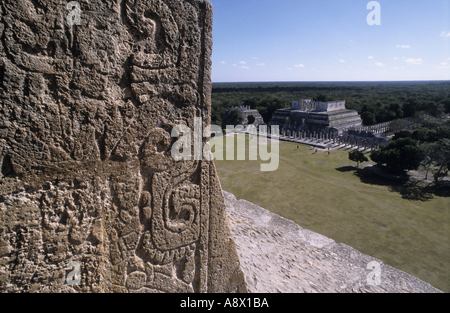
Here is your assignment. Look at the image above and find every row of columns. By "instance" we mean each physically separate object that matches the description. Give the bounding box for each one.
[348,117,418,135]
[280,130,336,141]
[279,130,384,151]
[348,122,390,134]
[333,136,383,151]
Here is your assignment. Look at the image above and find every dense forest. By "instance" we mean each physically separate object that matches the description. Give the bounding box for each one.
[211,81,450,127]
[368,113,450,180]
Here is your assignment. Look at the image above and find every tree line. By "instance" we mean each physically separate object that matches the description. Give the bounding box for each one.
[350,113,450,182]
[212,81,450,128]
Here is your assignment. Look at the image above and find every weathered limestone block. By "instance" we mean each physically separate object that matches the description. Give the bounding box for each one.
[224,191,442,293]
[0,0,246,293]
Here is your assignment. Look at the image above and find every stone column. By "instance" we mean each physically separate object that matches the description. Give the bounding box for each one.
[0,0,247,294]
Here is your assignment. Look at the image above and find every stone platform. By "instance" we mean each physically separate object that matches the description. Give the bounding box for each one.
[224,191,442,293]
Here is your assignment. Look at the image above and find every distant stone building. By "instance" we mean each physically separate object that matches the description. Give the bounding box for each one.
[269,100,362,135]
[223,106,265,127]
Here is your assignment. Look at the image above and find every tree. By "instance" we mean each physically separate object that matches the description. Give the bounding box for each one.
[258,96,286,123]
[349,150,369,169]
[418,101,445,118]
[419,142,437,180]
[412,114,450,143]
[243,98,259,110]
[412,127,431,142]
[393,131,412,141]
[247,115,256,125]
[389,103,404,119]
[226,109,244,126]
[361,111,377,126]
[443,99,450,113]
[313,94,328,102]
[403,98,420,117]
[211,110,223,128]
[432,138,450,182]
[370,137,422,175]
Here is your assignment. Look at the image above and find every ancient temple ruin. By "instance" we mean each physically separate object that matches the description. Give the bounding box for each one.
[269,99,363,135]
[0,0,246,293]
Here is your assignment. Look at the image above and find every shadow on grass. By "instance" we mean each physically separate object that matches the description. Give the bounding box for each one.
[390,182,434,202]
[336,166,450,201]
[336,166,357,173]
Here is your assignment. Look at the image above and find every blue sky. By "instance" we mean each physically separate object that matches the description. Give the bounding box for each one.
[208,0,450,82]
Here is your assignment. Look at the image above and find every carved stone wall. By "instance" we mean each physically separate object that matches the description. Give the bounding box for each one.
[0,0,247,293]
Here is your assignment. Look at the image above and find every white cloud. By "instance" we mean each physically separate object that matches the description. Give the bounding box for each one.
[239,61,246,64]
[219,61,226,64]
[437,63,450,70]
[287,68,293,71]
[252,57,258,60]
[440,31,450,37]
[240,66,250,69]
[375,62,385,67]
[256,63,265,66]
[397,45,411,49]
[368,56,374,59]
[392,57,399,60]
[406,58,423,65]
[339,59,346,63]
[231,64,237,67]
[294,64,305,68]
[438,61,450,70]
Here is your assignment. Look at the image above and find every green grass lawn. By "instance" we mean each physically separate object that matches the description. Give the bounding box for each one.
[212,134,450,292]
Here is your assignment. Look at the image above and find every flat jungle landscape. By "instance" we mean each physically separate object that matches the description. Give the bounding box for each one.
[211,81,450,127]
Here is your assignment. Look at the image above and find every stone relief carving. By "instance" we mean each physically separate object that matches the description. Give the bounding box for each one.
[0,0,246,293]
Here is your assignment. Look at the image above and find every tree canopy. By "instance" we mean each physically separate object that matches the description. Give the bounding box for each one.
[212,81,450,127]
[348,150,369,169]
[370,137,422,175]
[225,109,244,127]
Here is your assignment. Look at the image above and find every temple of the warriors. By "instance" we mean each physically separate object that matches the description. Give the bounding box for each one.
[269,99,363,135]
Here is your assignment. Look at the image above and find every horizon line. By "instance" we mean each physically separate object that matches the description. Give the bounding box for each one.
[212,79,450,84]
